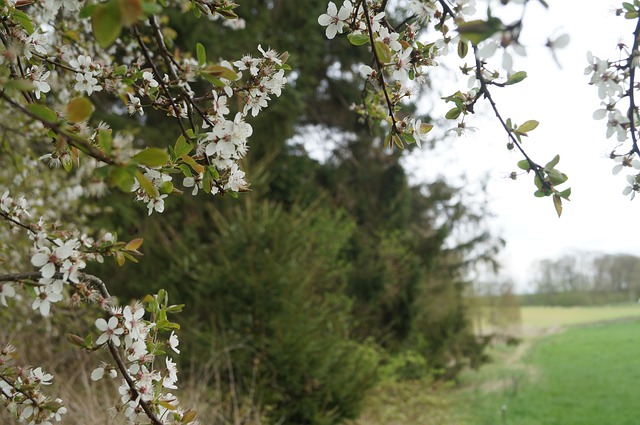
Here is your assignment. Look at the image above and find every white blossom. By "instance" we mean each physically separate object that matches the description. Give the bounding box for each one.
[95,316,124,346]
[318,1,353,39]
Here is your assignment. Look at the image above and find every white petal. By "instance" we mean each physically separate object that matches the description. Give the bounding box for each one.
[592,109,607,120]
[95,318,108,331]
[91,368,105,381]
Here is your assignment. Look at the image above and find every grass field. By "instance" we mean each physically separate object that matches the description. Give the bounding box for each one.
[459,307,640,425]
[355,304,640,425]
[520,304,640,328]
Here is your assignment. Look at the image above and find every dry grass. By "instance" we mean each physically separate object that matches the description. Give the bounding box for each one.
[0,306,266,425]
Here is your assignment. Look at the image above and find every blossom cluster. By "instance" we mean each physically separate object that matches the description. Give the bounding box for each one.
[90,301,187,424]
[316,0,555,147]
[318,0,572,215]
[1,0,289,218]
[0,344,67,424]
[0,192,192,423]
[0,0,282,420]
[584,3,640,199]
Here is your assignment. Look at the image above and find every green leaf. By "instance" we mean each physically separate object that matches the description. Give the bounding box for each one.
[124,237,143,251]
[217,8,238,19]
[92,0,122,48]
[384,132,392,149]
[625,11,639,19]
[66,97,95,122]
[181,154,204,174]
[159,180,174,194]
[517,159,530,170]
[62,156,73,172]
[79,4,97,18]
[12,10,34,35]
[98,129,113,154]
[553,194,562,217]
[27,104,57,123]
[114,64,128,75]
[181,410,198,423]
[456,18,503,45]
[132,148,169,168]
[534,174,544,190]
[420,123,434,134]
[206,165,219,180]
[200,73,225,87]
[110,166,136,192]
[517,120,539,134]
[458,39,469,59]
[557,187,571,200]
[505,71,527,85]
[202,65,238,81]
[174,135,192,157]
[544,154,560,171]
[142,1,163,15]
[196,42,206,67]
[392,134,404,149]
[403,132,416,145]
[348,33,370,46]
[548,169,568,185]
[445,107,461,120]
[135,170,159,198]
[623,2,636,11]
[3,79,34,91]
[374,41,392,64]
[118,0,142,26]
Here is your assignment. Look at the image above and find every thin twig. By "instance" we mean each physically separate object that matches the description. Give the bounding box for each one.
[360,0,401,135]
[472,47,549,190]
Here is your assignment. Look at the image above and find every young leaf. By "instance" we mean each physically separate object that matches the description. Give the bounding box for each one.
[135,170,159,198]
[374,41,392,64]
[110,166,136,192]
[518,120,539,134]
[27,104,58,123]
[196,42,206,67]
[132,148,169,168]
[517,159,531,170]
[124,238,143,251]
[174,136,192,157]
[456,18,503,45]
[558,187,571,200]
[544,154,560,171]
[348,33,370,46]
[98,129,113,154]
[458,39,469,58]
[505,71,527,85]
[66,97,95,122]
[553,194,562,217]
[445,107,461,120]
[92,0,122,48]
[12,10,34,34]
[202,65,238,81]
[118,0,142,26]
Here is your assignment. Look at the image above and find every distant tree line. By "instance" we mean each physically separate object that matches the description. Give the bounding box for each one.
[523,252,640,306]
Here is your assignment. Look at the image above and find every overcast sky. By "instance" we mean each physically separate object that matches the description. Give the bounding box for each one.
[402,0,639,292]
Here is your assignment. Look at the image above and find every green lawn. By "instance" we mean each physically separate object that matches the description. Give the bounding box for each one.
[460,319,640,425]
[355,306,640,425]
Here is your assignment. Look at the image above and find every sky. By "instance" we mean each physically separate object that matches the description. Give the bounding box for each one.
[402,0,640,292]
